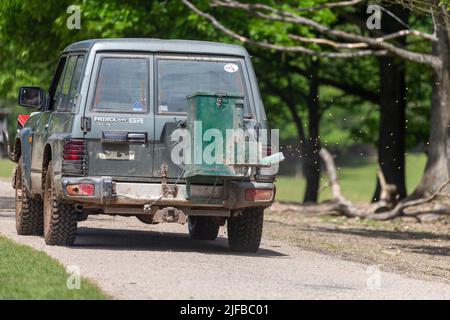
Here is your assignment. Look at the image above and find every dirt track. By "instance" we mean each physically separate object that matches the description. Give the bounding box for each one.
[0,179,449,299]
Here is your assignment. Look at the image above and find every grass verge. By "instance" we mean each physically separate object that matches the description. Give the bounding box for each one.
[0,236,108,299]
[0,159,15,178]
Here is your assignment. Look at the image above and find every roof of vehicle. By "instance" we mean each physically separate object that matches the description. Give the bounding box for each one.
[63,38,249,57]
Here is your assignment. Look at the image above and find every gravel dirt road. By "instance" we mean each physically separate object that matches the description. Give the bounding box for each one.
[0,179,449,299]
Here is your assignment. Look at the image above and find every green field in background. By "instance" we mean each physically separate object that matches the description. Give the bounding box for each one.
[276,153,427,203]
[0,236,108,299]
[0,159,14,178]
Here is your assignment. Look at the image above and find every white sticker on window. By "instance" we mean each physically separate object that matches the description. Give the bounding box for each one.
[224,63,239,73]
[159,105,168,112]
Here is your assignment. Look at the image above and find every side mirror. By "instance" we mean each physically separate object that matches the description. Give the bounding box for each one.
[18,87,45,109]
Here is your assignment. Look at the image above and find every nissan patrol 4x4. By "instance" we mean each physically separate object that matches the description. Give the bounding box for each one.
[11,39,280,252]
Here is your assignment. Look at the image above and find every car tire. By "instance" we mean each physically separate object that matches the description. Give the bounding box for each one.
[188,216,220,240]
[227,207,264,252]
[43,161,78,246]
[15,158,44,235]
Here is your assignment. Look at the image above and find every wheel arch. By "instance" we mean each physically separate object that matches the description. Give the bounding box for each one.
[12,138,21,162]
[42,144,52,192]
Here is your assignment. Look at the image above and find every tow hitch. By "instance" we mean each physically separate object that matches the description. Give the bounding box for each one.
[141,206,187,224]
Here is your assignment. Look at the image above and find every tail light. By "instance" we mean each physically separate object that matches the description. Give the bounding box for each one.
[245,188,274,201]
[66,183,95,196]
[62,139,87,176]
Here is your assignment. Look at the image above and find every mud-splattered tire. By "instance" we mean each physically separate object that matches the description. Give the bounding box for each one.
[227,207,264,252]
[15,159,44,235]
[43,161,78,246]
[188,216,220,240]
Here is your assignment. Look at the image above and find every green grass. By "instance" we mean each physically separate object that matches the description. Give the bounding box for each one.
[276,153,427,203]
[0,159,15,178]
[0,236,108,299]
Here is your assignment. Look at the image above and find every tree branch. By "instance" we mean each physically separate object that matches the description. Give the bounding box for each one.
[289,34,368,49]
[212,0,366,13]
[182,0,388,58]
[196,0,441,68]
[319,147,450,220]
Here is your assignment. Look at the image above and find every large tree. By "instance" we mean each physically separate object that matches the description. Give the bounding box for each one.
[373,3,409,200]
[183,0,450,198]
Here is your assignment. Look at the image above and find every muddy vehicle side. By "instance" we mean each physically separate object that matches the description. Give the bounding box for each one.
[11,39,279,252]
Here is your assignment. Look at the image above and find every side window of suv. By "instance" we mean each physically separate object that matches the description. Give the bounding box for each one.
[47,57,67,111]
[54,55,85,112]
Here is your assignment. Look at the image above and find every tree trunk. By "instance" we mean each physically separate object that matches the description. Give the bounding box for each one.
[373,57,407,200]
[373,4,408,201]
[303,61,321,203]
[412,9,450,198]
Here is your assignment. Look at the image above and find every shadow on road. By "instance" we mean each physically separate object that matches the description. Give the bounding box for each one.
[309,226,450,242]
[396,244,450,257]
[290,225,450,257]
[73,227,287,258]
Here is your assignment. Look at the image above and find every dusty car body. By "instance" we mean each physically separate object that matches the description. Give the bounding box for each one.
[11,39,279,252]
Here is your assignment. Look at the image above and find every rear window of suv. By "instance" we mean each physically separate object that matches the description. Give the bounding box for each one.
[157,58,250,115]
[93,57,148,112]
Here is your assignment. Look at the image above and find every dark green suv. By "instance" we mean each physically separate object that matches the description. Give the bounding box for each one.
[11,39,279,252]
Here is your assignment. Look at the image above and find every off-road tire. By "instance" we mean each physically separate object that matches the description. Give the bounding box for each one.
[227,207,264,252]
[15,159,44,235]
[188,216,220,240]
[43,161,78,246]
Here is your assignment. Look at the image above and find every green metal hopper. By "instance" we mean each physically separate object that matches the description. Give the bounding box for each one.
[184,92,245,183]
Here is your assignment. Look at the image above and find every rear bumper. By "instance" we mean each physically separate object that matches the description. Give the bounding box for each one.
[56,176,275,210]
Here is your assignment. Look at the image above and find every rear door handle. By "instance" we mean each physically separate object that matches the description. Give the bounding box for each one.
[127,132,147,144]
[102,131,147,144]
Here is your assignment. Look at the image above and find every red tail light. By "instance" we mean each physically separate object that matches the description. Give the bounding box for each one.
[245,189,273,201]
[63,140,85,160]
[66,183,95,196]
[62,139,87,176]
